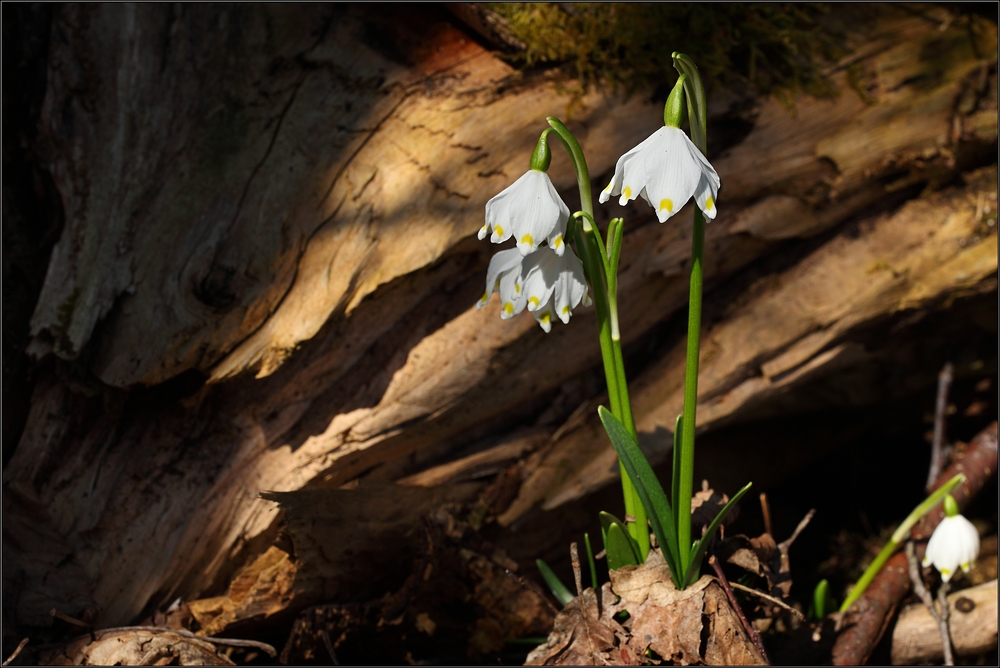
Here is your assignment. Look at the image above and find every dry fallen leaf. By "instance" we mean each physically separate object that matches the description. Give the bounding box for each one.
[525,587,619,666]
[39,627,237,666]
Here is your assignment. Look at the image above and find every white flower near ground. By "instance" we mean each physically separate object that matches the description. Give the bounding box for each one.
[480,170,570,256]
[598,126,720,223]
[477,246,590,332]
[922,512,980,582]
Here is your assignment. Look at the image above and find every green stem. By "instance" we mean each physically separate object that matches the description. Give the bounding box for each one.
[548,117,649,561]
[676,209,705,576]
[839,473,966,613]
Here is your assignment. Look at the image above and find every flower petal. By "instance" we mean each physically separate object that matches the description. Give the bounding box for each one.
[478,248,523,309]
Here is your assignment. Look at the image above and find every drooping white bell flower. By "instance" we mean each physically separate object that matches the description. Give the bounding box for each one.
[922,494,980,582]
[479,170,570,256]
[477,246,590,331]
[598,125,720,223]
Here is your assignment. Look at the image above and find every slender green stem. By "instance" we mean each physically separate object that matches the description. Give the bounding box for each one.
[548,117,649,561]
[676,209,705,576]
[839,473,966,613]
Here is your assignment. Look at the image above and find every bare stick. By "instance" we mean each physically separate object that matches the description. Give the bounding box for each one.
[320,629,339,665]
[778,508,815,552]
[50,609,90,629]
[2,638,29,667]
[709,555,770,665]
[728,581,806,621]
[570,542,583,597]
[927,362,954,492]
[904,541,953,666]
[760,493,772,536]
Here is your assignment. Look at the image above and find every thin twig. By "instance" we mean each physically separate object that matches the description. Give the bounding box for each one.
[320,629,339,665]
[570,542,583,597]
[728,581,806,621]
[2,638,29,667]
[778,508,815,552]
[927,362,954,492]
[759,493,772,537]
[904,541,953,666]
[50,609,91,629]
[708,556,770,665]
[936,582,953,666]
[73,626,277,657]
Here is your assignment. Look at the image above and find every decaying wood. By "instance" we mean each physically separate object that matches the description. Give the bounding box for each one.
[830,421,998,665]
[2,2,997,643]
[890,579,998,665]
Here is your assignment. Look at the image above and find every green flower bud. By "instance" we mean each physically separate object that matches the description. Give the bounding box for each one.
[663,74,687,128]
[529,130,552,171]
[944,493,960,517]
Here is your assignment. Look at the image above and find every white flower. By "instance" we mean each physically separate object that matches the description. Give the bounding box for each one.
[598,126,720,223]
[480,170,570,256]
[477,246,590,332]
[922,513,980,582]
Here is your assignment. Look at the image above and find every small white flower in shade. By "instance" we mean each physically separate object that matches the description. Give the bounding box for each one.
[598,126,720,223]
[922,512,980,582]
[476,248,527,319]
[479,170,570,256]
[477,246,590,331]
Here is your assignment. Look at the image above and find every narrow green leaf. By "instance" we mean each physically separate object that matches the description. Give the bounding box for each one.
[605,522,640,571]
[810,579,833,620]
[584,532,598,590]
[599,406,681,582]
[683,480,753,587]
[536,558,574,606]
[599,510,624,533]
[671,414,683,525]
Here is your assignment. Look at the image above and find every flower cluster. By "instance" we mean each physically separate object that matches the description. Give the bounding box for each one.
[478,166,590,331]
[477,101,720,332]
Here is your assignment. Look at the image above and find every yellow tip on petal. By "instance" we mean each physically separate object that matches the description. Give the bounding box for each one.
[705,196,714,211]
[481,291,488,302]
[528,296,540,308]
[940,567,951,577]
[541,312,551,325]
[495,224,505,237]
[561,305,570,315]
[659,198,674,213]
[514,282,521,294]
[553,234,562,248]
[520,233,533,246]
[623,186,633,199]
[604,182,613,192]
[503,302,514,315]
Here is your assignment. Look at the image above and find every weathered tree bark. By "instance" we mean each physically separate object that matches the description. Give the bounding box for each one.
[2,3,996,654]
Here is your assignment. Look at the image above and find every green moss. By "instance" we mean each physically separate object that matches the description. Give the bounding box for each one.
[485,3,843,101]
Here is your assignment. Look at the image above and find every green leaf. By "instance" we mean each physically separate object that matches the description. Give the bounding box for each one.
[598,406,681,582]
[599,510,624,533]
[682,480,753,587]
[599,511,640,560]
[809,579,835,620]
[584,532,598,590]
[605,522,640,571]
[536,558,574,606]
[671,414,683,520]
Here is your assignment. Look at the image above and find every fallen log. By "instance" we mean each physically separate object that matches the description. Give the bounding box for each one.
[890,579,998,665]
